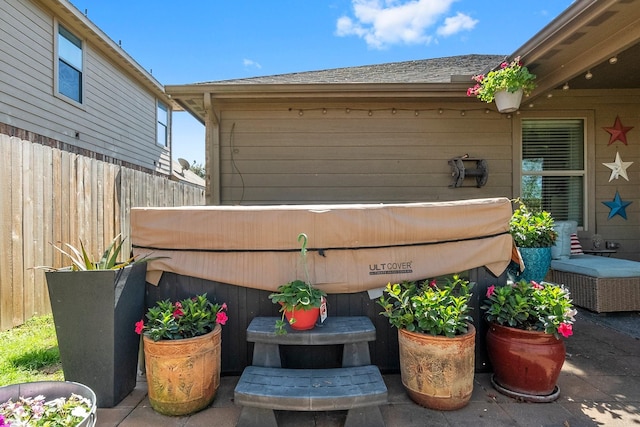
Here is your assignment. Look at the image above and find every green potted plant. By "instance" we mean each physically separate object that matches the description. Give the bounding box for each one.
[135,294,228,416]
[36,234,156,408]
[467,56,536,112]
[377,275,475,410]
[482,280,576,401]
[509,198,558,282]
[268,233,326,334]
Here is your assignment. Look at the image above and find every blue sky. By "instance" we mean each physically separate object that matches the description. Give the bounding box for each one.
[69,0,574,166]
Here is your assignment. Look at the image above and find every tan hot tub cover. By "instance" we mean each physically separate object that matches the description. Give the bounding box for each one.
[131,197,513,294]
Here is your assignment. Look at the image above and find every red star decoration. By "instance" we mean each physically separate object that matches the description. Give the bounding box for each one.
[603,116,633,145]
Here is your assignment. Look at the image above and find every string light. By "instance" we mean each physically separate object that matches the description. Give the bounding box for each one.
[289,106,517,116]
[609,56,618,64]
[585,70,593,80]
[562,82,570,90]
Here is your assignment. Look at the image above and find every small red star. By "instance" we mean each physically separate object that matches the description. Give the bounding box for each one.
[603,116,633,145]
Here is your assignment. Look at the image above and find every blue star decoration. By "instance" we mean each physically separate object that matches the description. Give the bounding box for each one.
[602,191,632,220]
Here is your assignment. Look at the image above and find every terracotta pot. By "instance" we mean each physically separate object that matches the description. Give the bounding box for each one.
[398,324,475,410]
[486,322,565,397]
[283,306,320,330]
[143,324,222,416]
[494,89,523,113]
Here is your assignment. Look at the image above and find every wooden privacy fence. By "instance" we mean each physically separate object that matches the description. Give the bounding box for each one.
[0,134,205,330]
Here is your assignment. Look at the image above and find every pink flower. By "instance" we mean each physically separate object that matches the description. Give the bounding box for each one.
[486,285,495,298]
[500,61,509,69]
[221,302,228,310]
[558,322,573,338]
[173,307,184,318]
[135,320,144,335]
[216,311,228,325]
[531,281,543,290]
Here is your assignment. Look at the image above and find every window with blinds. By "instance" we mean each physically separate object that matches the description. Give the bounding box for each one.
[521,119,585,226]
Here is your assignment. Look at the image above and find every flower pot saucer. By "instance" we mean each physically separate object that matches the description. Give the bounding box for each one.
[491,374,560,403]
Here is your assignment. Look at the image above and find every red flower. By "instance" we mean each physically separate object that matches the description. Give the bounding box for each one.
[558,322,573,338]
[486,285,495,298]
[216,311,228,325]
[135,320,144,335]
[173,307,184,318]
[531,281,543,290]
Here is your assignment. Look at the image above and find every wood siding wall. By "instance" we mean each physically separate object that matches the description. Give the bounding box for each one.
[0,0,171,175]
[215,100,514,205]
[0,134,205,330]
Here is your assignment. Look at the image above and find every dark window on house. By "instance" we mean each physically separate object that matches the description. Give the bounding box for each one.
[157,101,168,147]
[521,119,585,226]
[58,25,83,103]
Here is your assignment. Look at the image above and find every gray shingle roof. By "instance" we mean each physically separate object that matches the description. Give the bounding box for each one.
[196,54,506,85]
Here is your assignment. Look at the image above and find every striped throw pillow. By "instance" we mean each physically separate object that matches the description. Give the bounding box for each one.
[570,233,584,255]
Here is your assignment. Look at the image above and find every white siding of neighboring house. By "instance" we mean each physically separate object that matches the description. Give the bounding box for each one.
[0,0,171,175]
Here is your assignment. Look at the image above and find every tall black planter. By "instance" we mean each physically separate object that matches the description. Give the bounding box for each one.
[45,263,146,408]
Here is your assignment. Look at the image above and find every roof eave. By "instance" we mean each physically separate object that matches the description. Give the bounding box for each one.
[166,82,471,98]
[511,0,640,98]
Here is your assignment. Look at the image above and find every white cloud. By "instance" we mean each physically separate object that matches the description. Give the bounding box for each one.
[436,12,477,37]
[243,59,262,69]
[336,0,477,49]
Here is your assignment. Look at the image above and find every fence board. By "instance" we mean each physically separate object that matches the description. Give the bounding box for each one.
[0,136,205,330]
[0,135,12,328]
[22,141,34,322]
[11,138,24,325]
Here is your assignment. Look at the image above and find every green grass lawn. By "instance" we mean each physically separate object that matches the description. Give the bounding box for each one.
[0,315,64,386]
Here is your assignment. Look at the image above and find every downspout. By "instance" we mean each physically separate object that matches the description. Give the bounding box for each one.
[204,92,221,205]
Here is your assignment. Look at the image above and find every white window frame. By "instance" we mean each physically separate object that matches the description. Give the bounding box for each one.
[54,21,84,106]
[513,111,595,231]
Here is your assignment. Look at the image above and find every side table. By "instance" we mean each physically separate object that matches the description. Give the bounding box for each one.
[582,249,617,257]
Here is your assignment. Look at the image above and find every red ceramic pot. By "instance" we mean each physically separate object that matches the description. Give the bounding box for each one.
[486,322,565,396]
[283,306,320,330]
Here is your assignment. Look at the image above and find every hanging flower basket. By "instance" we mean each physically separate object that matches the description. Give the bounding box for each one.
[494,89,523,113]
[467,57,536,112]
